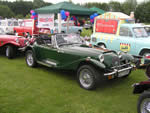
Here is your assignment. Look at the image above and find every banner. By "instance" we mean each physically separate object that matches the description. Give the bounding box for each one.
[38,14,54,28]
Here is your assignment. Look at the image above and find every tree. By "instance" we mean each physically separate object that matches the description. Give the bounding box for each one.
[84,2,109,11]
[15,14,24,19]
[33,0,45,9]
[10,1,33,17]
[0,5,14,18]
[25,13,31,19]
[135,1,150,23]
[122,0,137,15]
[109,1,123,12]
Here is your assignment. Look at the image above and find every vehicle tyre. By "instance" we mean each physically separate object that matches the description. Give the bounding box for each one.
[26,50,37,67]
[98,43,106,49]
[77,65,101,90]
[137,91,150,113]
[6,45,16,59]
[146,64,150,78]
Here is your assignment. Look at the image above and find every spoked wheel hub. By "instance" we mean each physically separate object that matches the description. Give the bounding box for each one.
[79,69,94,88]
[27,53,34,66]
[141,98,150,113]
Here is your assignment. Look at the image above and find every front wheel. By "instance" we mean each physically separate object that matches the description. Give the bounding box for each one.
[137,91,150,113]
[25,50,37,67]
[77,65,101,90]
[6,45,16,59]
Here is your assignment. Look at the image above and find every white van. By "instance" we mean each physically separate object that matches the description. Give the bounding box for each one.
[0,19,18,34]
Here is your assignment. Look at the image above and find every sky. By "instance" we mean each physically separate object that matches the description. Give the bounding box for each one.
[7,0,145,4]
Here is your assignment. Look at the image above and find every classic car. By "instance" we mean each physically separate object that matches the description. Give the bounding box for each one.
[54,20,83,34]
[25,33,134,90]
[0,19,18,34]
[0,28,27,58]
[91,12,150,58]
[13,19,39,37]
[133,64,150,113]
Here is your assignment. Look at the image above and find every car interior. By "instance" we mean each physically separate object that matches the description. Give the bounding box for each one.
[36,34,51,45]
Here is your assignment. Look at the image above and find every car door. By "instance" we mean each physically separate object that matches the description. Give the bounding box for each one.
[115,27,136,55]
[32,35,69,67]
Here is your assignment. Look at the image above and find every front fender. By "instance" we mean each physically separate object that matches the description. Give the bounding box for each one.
[89,58,106,69]
[62,58,106,70]
[25,46,37,61]
[3,41,20,47]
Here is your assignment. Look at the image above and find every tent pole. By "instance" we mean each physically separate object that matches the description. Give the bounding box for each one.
[58,13,61,33]
[67,16,70,33]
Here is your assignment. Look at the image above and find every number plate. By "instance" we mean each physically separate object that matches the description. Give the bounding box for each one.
[118,70,130,77]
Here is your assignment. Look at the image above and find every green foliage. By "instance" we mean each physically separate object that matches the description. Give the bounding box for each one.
[0,0,52,18]
[0,56,147,113]
[25,13,31,19]
[109,1,123,12]
[81,28,92,37]
[135,1,150,23]
[0,5,14,18]
[15,14,24,19]
[84,2,109,11]
[122,0,137,15]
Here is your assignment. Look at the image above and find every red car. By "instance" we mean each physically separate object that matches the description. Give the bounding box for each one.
[133,64,150,113]
[0,28,27,58]
[14,19,39,37]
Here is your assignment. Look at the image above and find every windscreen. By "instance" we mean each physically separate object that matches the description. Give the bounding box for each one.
[133,27,148,37]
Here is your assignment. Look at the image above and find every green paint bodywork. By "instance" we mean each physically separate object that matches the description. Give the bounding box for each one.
[27,35,134,71]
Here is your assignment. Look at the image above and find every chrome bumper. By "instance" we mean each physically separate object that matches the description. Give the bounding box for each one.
[104,64,134,76]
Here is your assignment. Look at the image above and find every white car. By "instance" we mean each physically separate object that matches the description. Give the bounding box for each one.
[0,19,18,34]
[54,20,83,34]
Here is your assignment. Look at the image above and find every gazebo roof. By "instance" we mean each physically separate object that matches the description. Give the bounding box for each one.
[35,2,95,16]
[90,7,105,14]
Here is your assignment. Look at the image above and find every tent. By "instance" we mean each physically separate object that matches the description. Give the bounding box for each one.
[90,7,105,15]
[35,2,95,33]
[35,2,95,16]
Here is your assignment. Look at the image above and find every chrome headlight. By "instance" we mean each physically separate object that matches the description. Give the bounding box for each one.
[99,54,104,62]
[117,51,122,58]
[15,38,19,43]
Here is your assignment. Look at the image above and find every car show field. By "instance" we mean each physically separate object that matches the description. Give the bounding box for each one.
[1,1,150,112]
[0,55,147,113]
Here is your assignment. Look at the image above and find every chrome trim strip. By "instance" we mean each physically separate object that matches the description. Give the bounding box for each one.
[104,69,117,76]
[104,66,133,76]
[118,66,132,73]
[111,63,130,69]
[37,61,52,67]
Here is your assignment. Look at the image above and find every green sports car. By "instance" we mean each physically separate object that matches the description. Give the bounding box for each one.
[25,34,134,90]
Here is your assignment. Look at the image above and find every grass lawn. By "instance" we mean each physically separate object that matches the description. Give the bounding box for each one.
[0,55,148,113]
